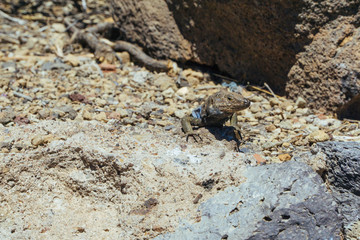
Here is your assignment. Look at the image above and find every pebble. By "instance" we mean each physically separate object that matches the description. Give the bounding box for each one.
[162,88,175,98]
[175,110,188,119]
[280,101,292,110]
[64,54,80,67]
[278,120,293,130]
[107,112,121,120]
[278,153,292,161]
[269,98,281,107]
[131,71,149,85]
[95,98,107,107]
[265,124,276,132]
[31,134,55,147]
[52,23,66,32]
[249,102,262,113]
[82,110,93,120]
[295,97,307,108]
[282,142,291,148]
[117,109,129,118]
[0,110,15,124]
[94,112,107,122]
[118,51,130,64]
[313,118,342,128]
[307,130,330,143]
[154,74,175,90]
[176,87,189,96]
[253,153,266,165]
[248,95,263,102]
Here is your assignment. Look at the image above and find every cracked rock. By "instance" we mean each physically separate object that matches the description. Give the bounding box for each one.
[156,161,342,240]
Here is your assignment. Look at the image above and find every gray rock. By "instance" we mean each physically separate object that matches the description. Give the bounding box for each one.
[41,60,71,71]
[156,161,342,240]
[317,141,360,226]
[317,141,360,196]
[0,110,15,125]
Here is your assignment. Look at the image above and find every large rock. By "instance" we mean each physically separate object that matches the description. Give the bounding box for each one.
[317,141,360,236]
[111,0,360,112]
[286,15,360,118]
[110,0,192,62]
[155,161,342,239]
[317,141,360,196]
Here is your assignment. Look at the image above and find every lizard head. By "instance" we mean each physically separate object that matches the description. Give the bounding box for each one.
[210,90,250,114]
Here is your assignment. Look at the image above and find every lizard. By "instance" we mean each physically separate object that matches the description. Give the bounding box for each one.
[181,89,251,144]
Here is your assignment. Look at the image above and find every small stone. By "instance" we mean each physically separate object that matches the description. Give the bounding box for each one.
[54,105,77,120]
[0,96,11,105]
[166,106,176,116]
[269,98,281,107]
[308,130,330,143]
[132,71,149,85]
[280,100,292,110]
[95,98,107,107]
[262,141,280,150]
[253,153,266,165]
[117,108,129,118]
[69,93,86,102]
[296,108,309,115]
[13,115,30,125]
[99,63,116,72]
[117,51,130,64]
[247,95,263,102]
[64,54,80,66]
[94,112,107,122]
[282,142,291,148]
[265,124,276,132]
[52,23,66,32]
[0,111,15,124]
[278,153,292,161]
[175,110,188,119]
[1,148,9,153]
[107,112,121,120]
[176,87,189,96]
[250,102,262,113]
[162,88,175,98]
[278,120,293,130]
[254,112,265,119]
[182,69,203,86]
[285,105,294,112]
[38,109,51,119]
[31,134,54,147]
[295,97,307,108]
[82,110,93,120]
[154,74,175,91]
[157,120,171,127]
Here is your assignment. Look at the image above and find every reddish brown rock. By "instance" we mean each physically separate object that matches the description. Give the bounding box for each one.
[111,0,359,97]
[110,0,192,62]
[286,15,360,119]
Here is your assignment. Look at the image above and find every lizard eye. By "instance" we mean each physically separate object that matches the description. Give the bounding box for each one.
[227,97,232,101]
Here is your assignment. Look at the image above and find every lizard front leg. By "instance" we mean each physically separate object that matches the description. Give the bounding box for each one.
[181,116,203,142]
[230,113,244,143]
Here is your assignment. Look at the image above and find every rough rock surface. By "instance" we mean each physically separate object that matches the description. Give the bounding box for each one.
[156,161,342,240]
[318,141,360,196]
[287,14,360,118]
[110,0,192,62]
[0,121,253,239]
[111,0,360,98]
[317,141,360,238]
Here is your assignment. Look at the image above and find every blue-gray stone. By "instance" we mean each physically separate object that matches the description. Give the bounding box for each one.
[155,161,342,240]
